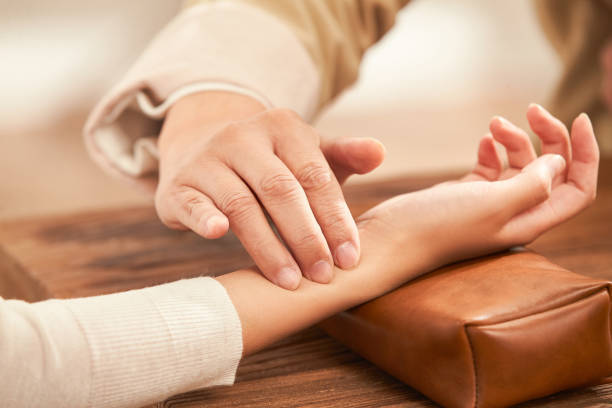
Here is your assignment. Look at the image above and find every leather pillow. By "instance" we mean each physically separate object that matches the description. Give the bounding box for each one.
[320,250,612,408]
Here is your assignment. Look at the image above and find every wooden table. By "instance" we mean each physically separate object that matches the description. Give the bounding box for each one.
[1,159,611,407]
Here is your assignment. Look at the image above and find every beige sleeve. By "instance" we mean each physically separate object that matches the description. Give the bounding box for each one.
[188,0,410,110]
[84,2,320,189]
[535,0,612,154]
[84,0,408,187]
[0,277,242,408]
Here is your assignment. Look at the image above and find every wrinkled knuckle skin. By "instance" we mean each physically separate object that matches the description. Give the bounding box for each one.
[181,194,208,219]
[288,231,325,253]
[259,173,301,200]
[296,162,331,191]
[219,191,256,222]
[321,207,351,234]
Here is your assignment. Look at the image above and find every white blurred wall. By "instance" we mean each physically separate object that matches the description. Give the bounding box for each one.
[0,0,180,131]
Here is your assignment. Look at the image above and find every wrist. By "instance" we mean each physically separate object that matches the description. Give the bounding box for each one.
[159,91,267,158]
[336,224,437,304]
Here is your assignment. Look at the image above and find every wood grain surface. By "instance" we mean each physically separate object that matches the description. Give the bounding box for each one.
[0,160,611,407]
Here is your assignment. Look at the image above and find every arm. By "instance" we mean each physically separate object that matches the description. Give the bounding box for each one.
[86,0,403,288]
[220,106,599,356]
[5,108,594,407]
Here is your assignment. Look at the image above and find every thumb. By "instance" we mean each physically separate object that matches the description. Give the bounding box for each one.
[320,136,386,185]
[501,154,566,217]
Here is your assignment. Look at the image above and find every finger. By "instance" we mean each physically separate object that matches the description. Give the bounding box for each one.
[277,140,361,270]
[567,113,599,196]
[320,136,386,184]
[490,116,537,169]
[226,150,335,284]
[462,134,503,182]
[189,165,302,290]
[498,115,599,244]
[160,186,229,239]
[526,103,572,166]
[499,154,566,217]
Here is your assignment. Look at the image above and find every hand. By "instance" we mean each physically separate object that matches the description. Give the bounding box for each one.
[356,106,598,294]
[155,91,385,290]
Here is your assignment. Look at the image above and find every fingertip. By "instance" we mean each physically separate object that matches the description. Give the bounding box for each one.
[527,103,543,114]
[276,267,301,290]
[366,137,387,160]
[334,241,359,270]
[543,154,567,179]
[202,215,229,239]
[576,112,592,126]
[571,112,595,141]
[345,137,386,174]
[489,116,505,132]
[307,260,334,284]
[480,133,495,147]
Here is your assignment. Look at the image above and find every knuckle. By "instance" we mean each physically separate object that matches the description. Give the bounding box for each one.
[219,191,256,221]
[181,193,208,219]
[321,206,351,232]
[244,236,271,260]
[155,186,197,229]
[295,161,332,191]
[259,173,301,199]
[289,231,325,252]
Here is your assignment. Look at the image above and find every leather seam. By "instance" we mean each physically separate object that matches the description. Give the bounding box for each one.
[465,325,480,408]
[464,287,610,408]
[467,285,609,327]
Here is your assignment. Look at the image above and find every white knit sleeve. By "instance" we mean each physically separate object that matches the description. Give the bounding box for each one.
[0,277,243,408]
[83,1,320,190]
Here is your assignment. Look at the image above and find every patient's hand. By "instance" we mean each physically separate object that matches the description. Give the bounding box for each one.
[357,106,598,292]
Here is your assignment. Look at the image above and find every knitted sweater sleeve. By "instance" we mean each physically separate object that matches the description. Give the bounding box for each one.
[0,277,242,408]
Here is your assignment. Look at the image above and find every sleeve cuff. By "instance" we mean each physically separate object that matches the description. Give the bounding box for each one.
[84,1,320,189]
[66,277,243,407]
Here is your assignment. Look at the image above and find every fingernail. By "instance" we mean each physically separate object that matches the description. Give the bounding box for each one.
[545,154,566,177]
[334,241,359,269]
[277,267,300,290]
[308,260,333,283]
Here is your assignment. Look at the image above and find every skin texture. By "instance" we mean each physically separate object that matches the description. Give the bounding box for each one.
[217,107,599,356]
[157,92,385,290]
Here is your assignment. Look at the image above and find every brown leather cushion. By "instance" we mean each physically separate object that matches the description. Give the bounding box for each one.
[320,249,612,408]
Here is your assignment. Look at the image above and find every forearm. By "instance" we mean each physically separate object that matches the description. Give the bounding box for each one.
[217,225,435,356]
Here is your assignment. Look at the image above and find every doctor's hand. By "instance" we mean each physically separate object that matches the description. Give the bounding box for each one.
[156,91,385,290]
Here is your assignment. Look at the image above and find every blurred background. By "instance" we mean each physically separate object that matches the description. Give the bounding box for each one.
[0,0,564,220]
